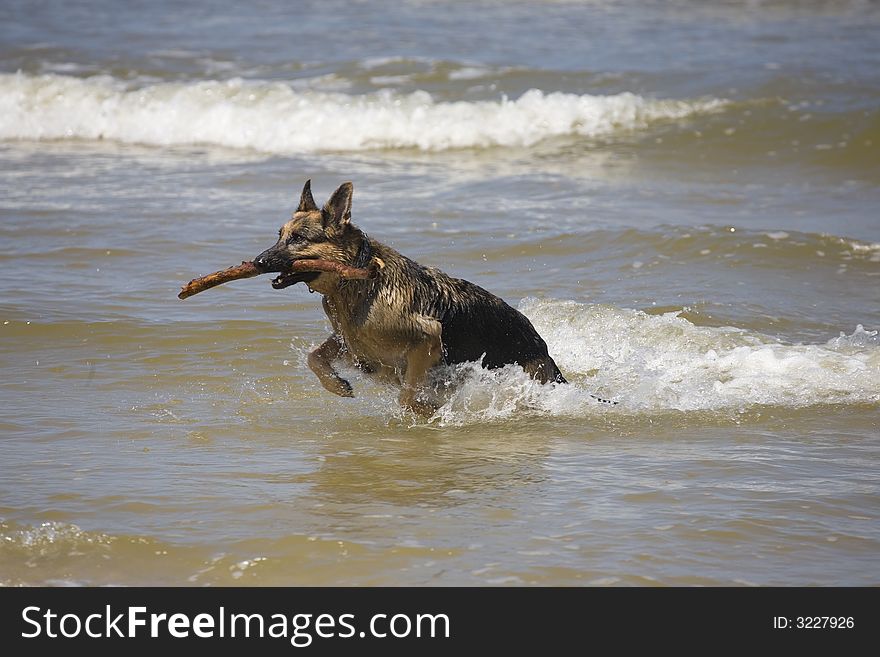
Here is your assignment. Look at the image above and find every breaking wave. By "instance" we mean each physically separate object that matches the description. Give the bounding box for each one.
[426,299,879,425]
[0,72,725,153]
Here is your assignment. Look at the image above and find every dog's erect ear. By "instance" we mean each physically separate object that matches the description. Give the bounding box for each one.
[322,182,353,230]
[296,179,318,213]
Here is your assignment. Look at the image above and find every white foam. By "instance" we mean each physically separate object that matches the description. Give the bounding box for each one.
[2,521,111,550]
[426,299,880,425]
[827,324,879,349]
[360,56,430,70]
[369,75,413,86]
[448,66,496,80]
[0,72,725,154]
[849,241,880,254]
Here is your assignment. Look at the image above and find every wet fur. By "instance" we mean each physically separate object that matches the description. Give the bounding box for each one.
[255,180,566,415]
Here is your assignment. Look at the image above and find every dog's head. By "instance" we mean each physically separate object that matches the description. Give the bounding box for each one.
[254,180,360,291]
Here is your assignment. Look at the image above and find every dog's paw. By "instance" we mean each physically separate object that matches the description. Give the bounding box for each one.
[323,377,354,397]
[334,377,355,397]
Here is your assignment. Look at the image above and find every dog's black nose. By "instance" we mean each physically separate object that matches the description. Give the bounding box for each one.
[254,246,284,272]
[254,255,272,272]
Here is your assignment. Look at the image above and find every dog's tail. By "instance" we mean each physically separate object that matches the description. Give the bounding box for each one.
[551,366,567,385]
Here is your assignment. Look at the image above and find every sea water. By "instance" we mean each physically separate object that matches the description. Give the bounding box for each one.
[0,0,878,585]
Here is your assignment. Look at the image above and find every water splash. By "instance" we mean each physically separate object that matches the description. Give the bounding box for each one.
[408,299,880,425]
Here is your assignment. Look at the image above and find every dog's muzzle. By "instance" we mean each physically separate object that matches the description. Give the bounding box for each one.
[254,248,282,273]
[254,248,318,290]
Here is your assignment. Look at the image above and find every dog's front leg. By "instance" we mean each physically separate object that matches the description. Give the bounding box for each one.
[308,334,354,397]
[399,319,443,416]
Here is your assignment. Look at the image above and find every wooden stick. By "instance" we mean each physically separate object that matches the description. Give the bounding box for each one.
[178,261,261,300]
[291,259,376,280]
[178,259,377,300]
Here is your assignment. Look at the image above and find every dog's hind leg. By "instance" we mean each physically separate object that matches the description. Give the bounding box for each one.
[399,318,443,416]
[308,334,355,397]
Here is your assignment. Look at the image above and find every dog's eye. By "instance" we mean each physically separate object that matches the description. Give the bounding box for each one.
[287,233,304,244]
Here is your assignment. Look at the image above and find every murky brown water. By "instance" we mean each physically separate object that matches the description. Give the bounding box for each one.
[1,0,879,586]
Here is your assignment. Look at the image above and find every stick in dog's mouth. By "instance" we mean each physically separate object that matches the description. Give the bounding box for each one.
[179,259,378,299]
[272,259,376,289]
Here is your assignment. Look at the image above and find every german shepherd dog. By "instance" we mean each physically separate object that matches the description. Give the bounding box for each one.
[254,181,566,415]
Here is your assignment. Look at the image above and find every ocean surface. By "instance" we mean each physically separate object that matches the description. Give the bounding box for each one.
[0,0,878,586]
